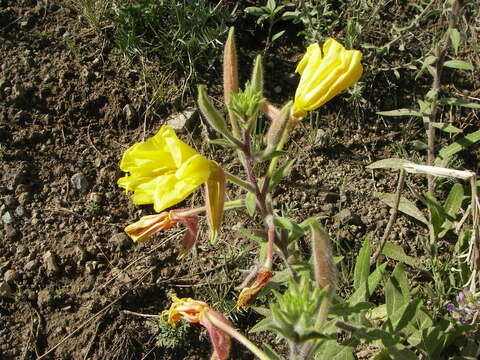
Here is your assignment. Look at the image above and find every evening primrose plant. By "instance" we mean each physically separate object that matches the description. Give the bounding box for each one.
[117,27,362,359]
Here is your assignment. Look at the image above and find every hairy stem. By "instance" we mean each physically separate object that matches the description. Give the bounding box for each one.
[205,312,271,360]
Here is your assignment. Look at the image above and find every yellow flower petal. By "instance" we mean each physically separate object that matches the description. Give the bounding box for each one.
[118,125,212,212]
[293,39,363,118]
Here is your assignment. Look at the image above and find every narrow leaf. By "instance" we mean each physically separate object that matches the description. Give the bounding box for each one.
[435,129,480,167]
[448,28,460,55]
[377,109,421,117]
[376,192,429,225]
[245,191,256,217]
[438,97,480,109]
[367,158,411,170]
[354,237,371,290]
[382,243,424,269]
[430,122,462,133]
[443,59,474,71]
[271,30,285,42]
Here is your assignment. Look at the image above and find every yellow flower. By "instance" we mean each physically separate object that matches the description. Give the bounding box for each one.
[237,268,272,308]
[163,294,231,360]
[118,125,212,212]
[293,39,363,118]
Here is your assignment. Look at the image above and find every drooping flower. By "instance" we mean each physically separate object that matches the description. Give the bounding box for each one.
[124,209,198,254]
[163,294,231,360]
[118,125,212,213]
[237,268,272,308]
[293,39,363,118]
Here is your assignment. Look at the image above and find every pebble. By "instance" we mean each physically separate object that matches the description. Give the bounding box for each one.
[2,211,14,224]
[43,251,60,274]
[14,205,27,217]
[24,259,38,272]
[0,281,12,297]
[89,192,103,204]
[3,196,18,208]
[123,104,135,123]
[5,225,19,240]
[17,192,32,205]
[70,172,89,194]
[166,108,196,130]
[37,289,51,309]
[4,269,18,283]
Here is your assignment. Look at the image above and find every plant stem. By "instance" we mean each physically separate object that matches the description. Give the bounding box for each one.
[205,312,271,360]
[371,169,406,265]
[427,0,465,195]
[225,171,255,192]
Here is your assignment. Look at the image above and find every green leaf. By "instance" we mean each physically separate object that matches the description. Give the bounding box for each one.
[269,159,296,190]
[266,0,276,10]
[435,129,480,167]
[280,11,300,21]
[376,192,429,225]
[314,338,357,360]
[439,183,464,237]
[377,109,421,117]
[208,138,237,148]
[245,191,256,217]
[382,243,424,269]
[244,7,264,17]
[354,237,371,290]
[385,264,410,319]
[261,344,282,360]
[271,30,285,42]
[249,316,273,333]
[430,122,462,133]
[274,217,304,238]
[258,150,287,162]
[236,227,265,243]
[367,158,411,170]
[349,263,387,305]
[448,28,460,55]
[443,59,474,71]
[438,97,480,109]
[424,192,447,236]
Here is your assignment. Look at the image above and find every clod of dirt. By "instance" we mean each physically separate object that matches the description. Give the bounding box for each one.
[3,269,18,283]
[0,281,12,298]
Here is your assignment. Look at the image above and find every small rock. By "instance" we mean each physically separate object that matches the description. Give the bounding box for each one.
[70,172,89,194]
[12,83,25,103]
[2,211,14,224]
[89,192,103,204]
[24,259,38,272]
[166,108,197,130]
[16,245,28,256]
[319,191,339,204]
[37,289,52,309]
[14,205,27,217]
[11,169,28,187]
[0,281,12,298]
[110,232,130,250]
[5,225,20,240]
[4,269,18,283]
[123,104,135,123]
[85,261,98,275]
[274,85,282,94]
[3,196,18,208]
[17,192,32,205]
[334,209,364,227]
[43,251,60,274]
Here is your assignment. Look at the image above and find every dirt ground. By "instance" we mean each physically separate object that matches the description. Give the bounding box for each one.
[0,1,479,359]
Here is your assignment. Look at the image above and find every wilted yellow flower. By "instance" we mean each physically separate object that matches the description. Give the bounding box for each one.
[237,268,272,308]
[293,39,363,118]
[163,294,231,360]
[124,209,198,254]
[118,125,211,212]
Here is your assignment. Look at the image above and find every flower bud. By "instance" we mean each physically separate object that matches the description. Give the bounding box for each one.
[205,162,225,244]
